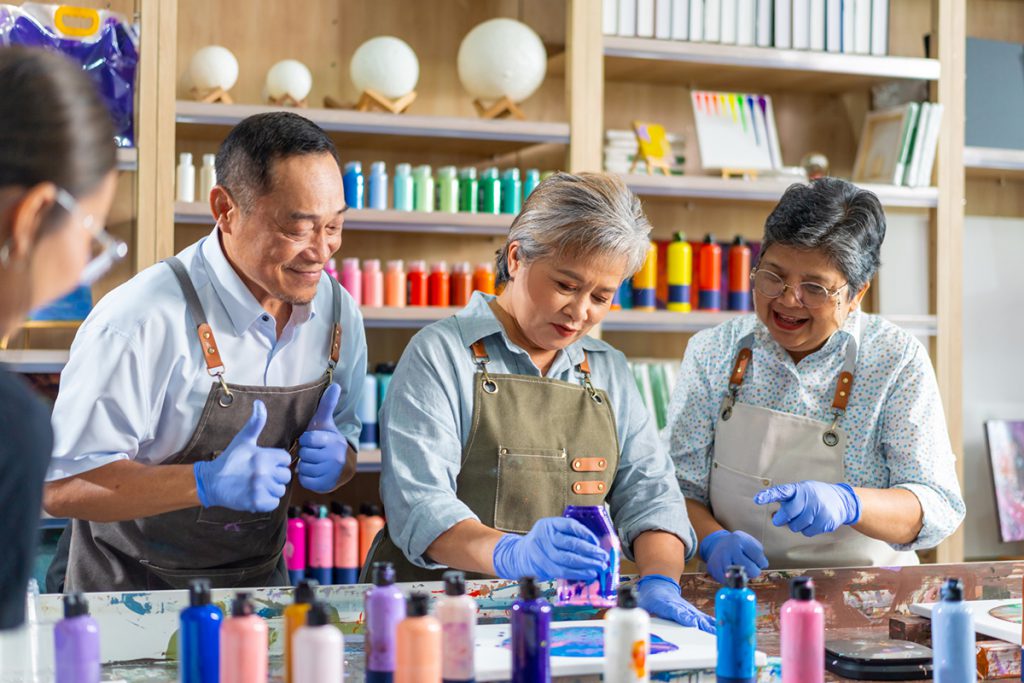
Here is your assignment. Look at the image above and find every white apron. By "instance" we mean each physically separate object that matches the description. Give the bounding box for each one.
[708,327,918,569]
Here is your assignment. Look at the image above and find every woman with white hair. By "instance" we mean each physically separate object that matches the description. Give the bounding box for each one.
[367,172,712,630]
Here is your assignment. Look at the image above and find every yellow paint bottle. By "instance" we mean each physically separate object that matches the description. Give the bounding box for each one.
[283,579,317,683]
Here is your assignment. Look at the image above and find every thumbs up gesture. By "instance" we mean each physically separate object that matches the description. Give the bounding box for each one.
[296,383,349,493]
[193,400,293,512]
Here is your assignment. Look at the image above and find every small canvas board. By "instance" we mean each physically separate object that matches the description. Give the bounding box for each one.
[985,420,1024,542]
[691,91,778,172]
[473,618,767,680]
[909,599,1023,644]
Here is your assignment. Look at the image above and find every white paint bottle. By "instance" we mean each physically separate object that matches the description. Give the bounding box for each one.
[292,601,343,683]
[199,154,217,200]
[604,584,650,683]
[176,152,196,203]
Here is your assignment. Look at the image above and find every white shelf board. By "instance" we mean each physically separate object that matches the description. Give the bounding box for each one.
[0,349,69,373]
[964,147,1024,178]
[116,147,137,172]
[175,202,513,236]
[361,306,460,329]
[621,174,940,208]
[603,310,937,336]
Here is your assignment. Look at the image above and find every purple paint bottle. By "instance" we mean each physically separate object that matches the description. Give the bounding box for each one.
[365,561,407,683]
[557,505,619,607]
[511,577,551,683]
[54,593,100,683]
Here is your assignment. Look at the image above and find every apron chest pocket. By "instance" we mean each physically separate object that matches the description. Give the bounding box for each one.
[708,460,771,545]
[494,447,567,534]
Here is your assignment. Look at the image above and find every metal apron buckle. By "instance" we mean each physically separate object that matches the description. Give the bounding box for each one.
[720,384,740,421]
[477,359,498,394]
[823,409,843,447]
[214,372,233,407]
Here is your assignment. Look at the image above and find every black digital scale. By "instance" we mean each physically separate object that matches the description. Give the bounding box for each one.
[825,638,934,680]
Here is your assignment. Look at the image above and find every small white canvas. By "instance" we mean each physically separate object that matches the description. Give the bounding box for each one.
[910,599,1023,644]
[691,90,778,171]
[473,618,768,680]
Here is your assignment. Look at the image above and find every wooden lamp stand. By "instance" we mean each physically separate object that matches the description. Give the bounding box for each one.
[267,94,307,108]
[190,86,234,105]
[473,95,526,120]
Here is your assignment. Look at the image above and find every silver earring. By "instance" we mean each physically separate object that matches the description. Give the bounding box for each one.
[0,241,10,268]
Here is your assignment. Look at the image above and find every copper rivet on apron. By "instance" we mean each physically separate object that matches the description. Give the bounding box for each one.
[574,483,582,493]
[599,459,606,468]
[203,331,210,339]
[572,459,581,471]
[598,483,605,492]
[762,479,770,486]
[500,448,508,455]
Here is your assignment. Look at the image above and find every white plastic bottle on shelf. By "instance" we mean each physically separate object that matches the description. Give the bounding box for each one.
[199,154,217,200]
[177,152,196,203]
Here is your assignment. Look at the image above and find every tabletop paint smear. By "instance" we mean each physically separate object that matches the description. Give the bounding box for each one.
[500,626,679,658]
[988,602,1022,624]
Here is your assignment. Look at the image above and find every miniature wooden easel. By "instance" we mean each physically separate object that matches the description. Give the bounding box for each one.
[351,89,417,114]
[721,168,760,180]
[473,96,526,120]
[190,86,233,105]
[267,94,307,108]
[629,154,672,176]
[630,120,674,175]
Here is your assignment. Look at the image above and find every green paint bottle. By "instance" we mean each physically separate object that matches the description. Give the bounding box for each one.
[479,167,501,215]
[458,167,478,213]
[501,168,522,215]
[413,165,434,213]
[437,166,459,213]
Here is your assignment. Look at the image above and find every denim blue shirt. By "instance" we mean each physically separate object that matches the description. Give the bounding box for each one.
[380,292,697,569]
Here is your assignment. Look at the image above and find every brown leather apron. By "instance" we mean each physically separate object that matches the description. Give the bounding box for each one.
[64,257,343,592]
[364,333,621,582]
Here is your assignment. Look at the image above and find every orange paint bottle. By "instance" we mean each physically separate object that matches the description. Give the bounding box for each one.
[396,593,442,683]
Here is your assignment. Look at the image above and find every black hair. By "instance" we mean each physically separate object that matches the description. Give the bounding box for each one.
[215,111,341,210]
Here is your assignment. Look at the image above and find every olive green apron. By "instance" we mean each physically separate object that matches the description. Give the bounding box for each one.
[363,333,621,582]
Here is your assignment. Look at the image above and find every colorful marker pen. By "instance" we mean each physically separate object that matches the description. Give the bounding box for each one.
[179,579,222,683]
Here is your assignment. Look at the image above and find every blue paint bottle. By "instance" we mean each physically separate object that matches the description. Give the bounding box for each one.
[393,163,413,211]
[617,278,634,310]
[368,161,388,210]
[716,565,757,683]
[344,161,365,210]
[500,168,522,214]
[511,577,551,683]
[932,577,975,683]
[179,579,222,683]
[523,168,540,199]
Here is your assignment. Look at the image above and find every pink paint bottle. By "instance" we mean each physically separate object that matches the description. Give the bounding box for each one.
[220,592,268,683]
[331,502,360,584]
[308,505,334,585]
[437,571,476,683]
[286,506,307,585]
[396,592,442,683]
[363,259,384,308]
[781,576,824,683]
[340,258,362,305]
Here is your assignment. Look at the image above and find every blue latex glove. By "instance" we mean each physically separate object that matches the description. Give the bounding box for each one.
[754,481,861,537]
[492,517,609,582]
[636,575,716,633]
[699,529,769,583]
[297,384,349,493]
[194,400,292,512]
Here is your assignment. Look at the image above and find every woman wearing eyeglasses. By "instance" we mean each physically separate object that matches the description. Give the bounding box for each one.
[0,47,123,627]
[666,178,965,582]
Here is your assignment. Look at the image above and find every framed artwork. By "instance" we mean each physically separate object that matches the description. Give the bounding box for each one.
[984,420,1024,542]
[852,104,917,184]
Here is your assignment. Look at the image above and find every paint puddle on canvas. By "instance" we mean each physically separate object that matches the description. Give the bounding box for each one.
[500,626,680,658]
[989,602,1022,624]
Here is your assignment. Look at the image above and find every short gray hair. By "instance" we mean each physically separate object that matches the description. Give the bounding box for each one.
[762,177,886,293]
[496,172,652,286]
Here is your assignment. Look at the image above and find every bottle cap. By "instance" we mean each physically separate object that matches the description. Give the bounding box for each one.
[202,153,216,166]
[330,501,353,517]
[703,234,715,244]
[438,165,457,178]
[459,167,478,179]
[444,570,467,596]
[453,261,470,274]
[371,161,386,175]
[790,576,815,601]
[502,168,520,180]
[295,579,318,605]
[525,168,540,179]
[375,362,397,374]
[482,167,499,179]
[431,261,449,273]
[518,576,541,601]
[179,152,193,164]
[476,262,494,273]
[732,235,747,246]
[396,163,412,175]
[941,577,964,602]
[616,584,638,609]
[345,161,362,173]
[189,579,212,607]
[342,257,360,270]
[724,565,749,589]
[63,592,90,618]
[317,505,329,519]
[306,601,330,627]
[408,259,427,272]
[287,506,302,519]
[371,562,396,586]
[302,503,318,517]
[367,504,383,516]
[386,259,404,272]
[673,231,688,242]
[364,258,381,271]
[414,164,432,176]
[407,592,430,617]
[231,592,254,617]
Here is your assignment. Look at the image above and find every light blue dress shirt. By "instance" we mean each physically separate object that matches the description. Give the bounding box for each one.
[666,310,966,551]
[47,229,367,480]
[380,292,698,569]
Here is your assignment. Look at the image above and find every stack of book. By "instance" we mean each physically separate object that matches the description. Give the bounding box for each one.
[603,0,890,56]
[604,128,685,175]
[892,102,945,188]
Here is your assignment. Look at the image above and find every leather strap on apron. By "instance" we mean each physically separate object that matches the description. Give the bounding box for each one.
[64,256,344,592]
[364,337,620,582]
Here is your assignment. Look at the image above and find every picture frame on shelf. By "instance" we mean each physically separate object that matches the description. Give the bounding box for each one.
[852,104,918,185]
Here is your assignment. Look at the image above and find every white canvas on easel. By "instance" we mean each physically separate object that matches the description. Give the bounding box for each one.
[691,90,778,172]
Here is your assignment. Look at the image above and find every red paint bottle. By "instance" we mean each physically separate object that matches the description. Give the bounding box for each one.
[698,235,722,311]
[429,262,451,307]
[407,260,428,307]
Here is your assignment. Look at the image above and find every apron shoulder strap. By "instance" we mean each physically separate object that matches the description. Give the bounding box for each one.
[164,257,226,378]
[327,275,343,374]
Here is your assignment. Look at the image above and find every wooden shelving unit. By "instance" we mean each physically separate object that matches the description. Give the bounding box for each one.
[115,148,138,172]
[964,147,1024,179]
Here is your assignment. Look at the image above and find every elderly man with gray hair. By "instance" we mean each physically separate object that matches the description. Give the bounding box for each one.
[367,171,714,631]
[667,177,965,584]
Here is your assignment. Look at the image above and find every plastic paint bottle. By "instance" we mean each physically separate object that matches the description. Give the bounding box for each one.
[932,578,975,683]
[557,506,620,607]
[177,152,196,203]
[667,232,693,312]
[340,258,362,307]
[617,278,634,310]
[438,166,459,213]
[220,593,267,683]
[479,167,501,214]
[293,601,343,683]
[780,576,824,683]
[368,161,388,210]
[330,503,360,584]
[540,170,556,181]
[728,236,752,311]
[407,260,428,306]
[376,362,397,408]
[632,242,658,312]
[325,258,339,282]
[438,571,476,683]
[358,374,379,450]
[472,262,495,295]
[385,260,407,307]
[179,579,222,683]
[307,507,333,585]
[716,565,757,683]
[603,584,650,683]
[365,562,407,683]
[363,258,384,308]
[451,262,473,308]
[343,161,365,210]
[394,163,414,211]
[413,165,435,213]
[429,262,451,307]
[458,168,479,213]
[361,504,387,568]
[523,168,541,199]
[500,168,522,214]
[511,577,551,683]
[698,234,723,311]
[200,154,217,200]
[285,507,307,585]
[396,592,443,683]
[283,579,317,683]
[54,593,100,683]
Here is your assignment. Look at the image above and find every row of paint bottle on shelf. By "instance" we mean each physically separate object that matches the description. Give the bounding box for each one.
[342,161,553,214]
[326,258,496,308]
[285,502,385,587]
[623,233,757,313]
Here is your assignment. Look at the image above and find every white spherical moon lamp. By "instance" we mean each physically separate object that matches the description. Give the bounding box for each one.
[457,18,547,102]
[265,59,313,103]
[189,45,239,92]
[350,36,419,99]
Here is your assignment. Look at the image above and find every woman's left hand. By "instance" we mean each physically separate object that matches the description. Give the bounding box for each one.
[754,480,861,536]
[636,574,716,633]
